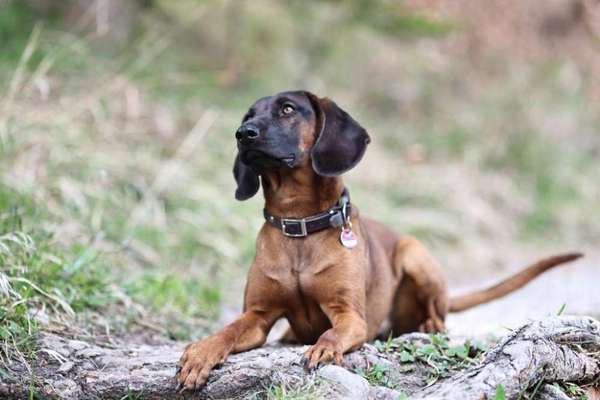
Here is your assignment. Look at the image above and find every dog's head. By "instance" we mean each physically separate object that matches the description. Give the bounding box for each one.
[233,90,371,200]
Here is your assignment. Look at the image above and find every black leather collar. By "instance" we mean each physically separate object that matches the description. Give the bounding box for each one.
[264,188,351,237]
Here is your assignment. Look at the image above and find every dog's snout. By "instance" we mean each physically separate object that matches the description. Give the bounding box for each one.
[236,125,260,144]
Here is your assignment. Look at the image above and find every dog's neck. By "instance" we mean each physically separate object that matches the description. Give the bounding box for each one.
[261,166,344,218]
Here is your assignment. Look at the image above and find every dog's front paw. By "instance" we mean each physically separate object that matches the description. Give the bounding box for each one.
[176,337,230,391]
[418,317,447,333]
[303,332,344,369]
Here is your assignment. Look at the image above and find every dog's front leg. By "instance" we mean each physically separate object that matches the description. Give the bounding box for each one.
[304,302,367,369]
[177,309,279,390]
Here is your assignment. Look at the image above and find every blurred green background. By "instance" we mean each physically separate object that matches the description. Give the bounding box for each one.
[1,0,599,359]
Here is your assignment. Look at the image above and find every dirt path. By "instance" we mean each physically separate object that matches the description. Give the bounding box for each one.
[447,253,600,335]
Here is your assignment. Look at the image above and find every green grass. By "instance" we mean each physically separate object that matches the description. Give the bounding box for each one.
[372,333,487,386]
[125,273,221,340]
[495,384,506,400]
[556,382,589,400]
[345,0,455,37]
[266,380,326,400]
[0,184,113,362]
[0,8,257,347]
[0,1,45,66]
[355,363,393,388]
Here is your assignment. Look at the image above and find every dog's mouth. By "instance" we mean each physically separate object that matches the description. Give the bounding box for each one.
[280,154,296,168]
[241,150,296,168]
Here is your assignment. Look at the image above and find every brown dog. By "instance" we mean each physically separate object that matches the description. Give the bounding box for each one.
[176,90,582,390]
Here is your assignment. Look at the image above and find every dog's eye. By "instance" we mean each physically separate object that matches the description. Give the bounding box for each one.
[281,104,295,116]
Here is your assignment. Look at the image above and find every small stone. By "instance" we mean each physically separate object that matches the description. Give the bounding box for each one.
[369,386,403,400]
[57,361,75,374]
[76,348,103,358]
[67,340,89,351]
[51,378,81,399]
[318,365,370,399]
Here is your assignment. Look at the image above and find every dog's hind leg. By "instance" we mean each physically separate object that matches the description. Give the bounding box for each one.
[279,327,299,344]
[389,236,449,335]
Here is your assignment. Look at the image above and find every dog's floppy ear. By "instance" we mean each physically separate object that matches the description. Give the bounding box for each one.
[304,92,371,176]
[233,154,260,201]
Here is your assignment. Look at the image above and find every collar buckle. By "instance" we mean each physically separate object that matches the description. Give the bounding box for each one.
[281,218,308,237]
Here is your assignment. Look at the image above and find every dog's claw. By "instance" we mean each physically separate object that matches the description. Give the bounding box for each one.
[302,355,312,370]
[302,356,318,372]
[175,382,184,393]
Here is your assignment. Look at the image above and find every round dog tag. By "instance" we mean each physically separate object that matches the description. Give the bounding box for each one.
[340,228,358,249]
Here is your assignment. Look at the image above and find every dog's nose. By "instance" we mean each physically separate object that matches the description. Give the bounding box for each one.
[235,125,260,144]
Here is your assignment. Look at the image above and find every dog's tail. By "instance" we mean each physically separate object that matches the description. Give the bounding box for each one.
[448,252,583,313]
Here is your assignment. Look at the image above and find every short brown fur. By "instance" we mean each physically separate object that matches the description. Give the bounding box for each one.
[176,91,582,390]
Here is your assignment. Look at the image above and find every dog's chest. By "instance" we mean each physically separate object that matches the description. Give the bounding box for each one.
[256,228,359,303]
[262,251,322,288]
[257,241,331,299]
[278,262,333,341]
[260,231,328,268]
